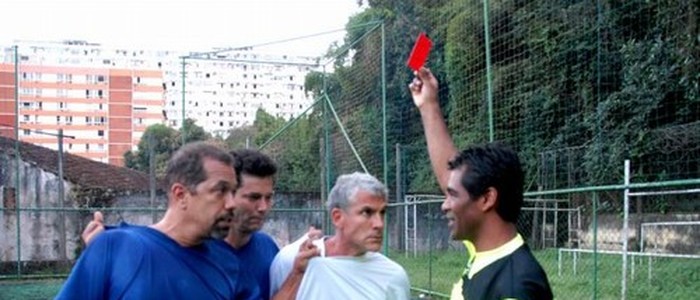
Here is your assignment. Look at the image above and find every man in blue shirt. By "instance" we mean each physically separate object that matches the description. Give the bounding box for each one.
[81,148,285,299]
[217,149,281,299]
[57,142,259,299]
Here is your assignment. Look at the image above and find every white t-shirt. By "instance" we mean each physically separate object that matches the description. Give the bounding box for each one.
[269,235,411,300]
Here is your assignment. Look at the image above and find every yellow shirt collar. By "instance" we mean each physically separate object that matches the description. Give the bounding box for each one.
[467,234,524,279]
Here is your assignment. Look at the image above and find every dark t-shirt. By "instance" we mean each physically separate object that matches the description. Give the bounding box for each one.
[227,231,280,300]
[463,244,553,300]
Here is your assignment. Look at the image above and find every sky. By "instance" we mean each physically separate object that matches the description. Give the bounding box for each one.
[1,0,364,55]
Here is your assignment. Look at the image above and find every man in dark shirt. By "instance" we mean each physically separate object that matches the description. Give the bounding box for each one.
[409,67,553,300]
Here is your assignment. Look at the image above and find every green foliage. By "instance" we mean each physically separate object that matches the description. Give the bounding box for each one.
[178,118,211,145]
[237,109,322,192]
[123,119,208,176]
[261,0,699,207]
[223,125,257,149]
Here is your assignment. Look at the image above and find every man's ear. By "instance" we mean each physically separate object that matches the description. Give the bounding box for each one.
[170,183,189,210]
[330,207,343,228]
[480,187,498,213]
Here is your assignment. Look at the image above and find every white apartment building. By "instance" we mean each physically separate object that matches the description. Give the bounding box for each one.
[163,48,320,137]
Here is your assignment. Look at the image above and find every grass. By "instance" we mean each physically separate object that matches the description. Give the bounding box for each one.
[2,249,698,299]
[390,249,700,299]
[0,279,63,300]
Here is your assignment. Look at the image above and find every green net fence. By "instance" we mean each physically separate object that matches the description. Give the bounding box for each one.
[260,1,700,299]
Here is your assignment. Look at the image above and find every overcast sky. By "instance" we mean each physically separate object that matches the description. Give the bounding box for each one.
[1,0,364,54]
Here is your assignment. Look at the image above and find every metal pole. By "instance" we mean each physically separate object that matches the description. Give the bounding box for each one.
[380,22,389,255]
[14,44,21,277]
[323,67,333,232]
[482,0,494,142]
[622,160,630,299]
[181,56,186,145]
[413,199,417,258]
[57,129,67,264]
[593,192,599,299]
[395,144,401,253]
[149,134,156,222]
[381,22,388,186]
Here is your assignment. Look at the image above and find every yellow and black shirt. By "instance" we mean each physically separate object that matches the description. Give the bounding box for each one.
[450,235,552,300]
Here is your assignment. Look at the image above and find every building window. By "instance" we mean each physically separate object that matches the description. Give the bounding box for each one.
[97,130,104,137]
[98,90,103,98]
[22,129,30,135]
[97,75,105,82]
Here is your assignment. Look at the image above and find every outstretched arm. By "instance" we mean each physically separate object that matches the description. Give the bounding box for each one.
[409,67,457,193]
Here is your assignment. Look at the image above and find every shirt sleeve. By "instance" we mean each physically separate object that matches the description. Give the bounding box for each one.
[386,267,411,300]
[55,233,114,299]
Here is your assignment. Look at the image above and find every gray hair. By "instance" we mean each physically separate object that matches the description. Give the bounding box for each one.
[327,172,388,211]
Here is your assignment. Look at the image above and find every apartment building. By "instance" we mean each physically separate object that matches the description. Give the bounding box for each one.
[163,49,320,137]
[0,41,167,166]
[1,41,322,165]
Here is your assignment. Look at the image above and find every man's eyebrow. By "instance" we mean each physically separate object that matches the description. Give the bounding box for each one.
[213,180,235,190]
[446,187,458,195]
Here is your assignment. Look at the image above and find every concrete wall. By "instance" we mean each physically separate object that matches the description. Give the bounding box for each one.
[0,156,80,262]
[0,154,163,262]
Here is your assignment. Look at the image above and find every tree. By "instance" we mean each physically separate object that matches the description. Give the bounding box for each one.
[124,124,178,176]
[124,119,210,176]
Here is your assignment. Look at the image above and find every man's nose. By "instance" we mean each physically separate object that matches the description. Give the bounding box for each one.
[441,196,450,213]
[372,214,384,229]
[258,198,272,213]
[224,191,236,210]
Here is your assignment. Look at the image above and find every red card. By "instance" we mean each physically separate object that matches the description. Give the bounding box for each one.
[406,32,432,71]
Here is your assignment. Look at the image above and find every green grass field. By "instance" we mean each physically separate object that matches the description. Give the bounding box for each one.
[2,249,698,299]
[391,249,700,299]
[0,279,63,300]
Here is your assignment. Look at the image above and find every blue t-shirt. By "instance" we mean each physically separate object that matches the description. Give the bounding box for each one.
[228,232,280,300]
[56,225,260,300]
